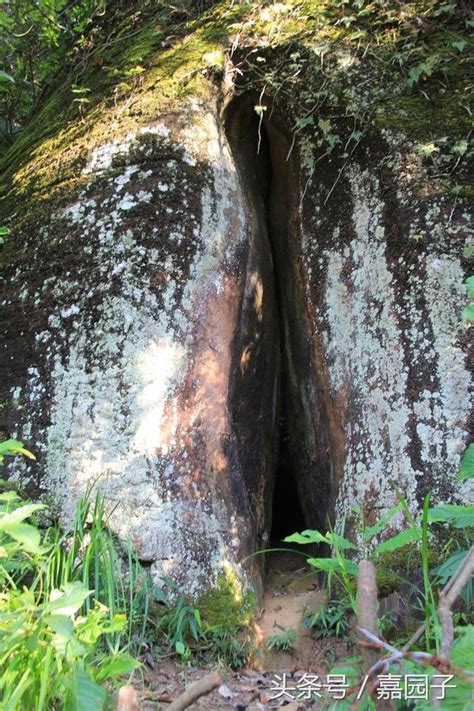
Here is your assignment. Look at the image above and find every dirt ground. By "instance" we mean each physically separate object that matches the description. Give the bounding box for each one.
[131,552,353,710]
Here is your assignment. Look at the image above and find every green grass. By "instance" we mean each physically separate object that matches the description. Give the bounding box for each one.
[0,485,147,709]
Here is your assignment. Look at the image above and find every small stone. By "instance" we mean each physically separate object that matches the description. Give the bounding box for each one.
[218,683,234,699]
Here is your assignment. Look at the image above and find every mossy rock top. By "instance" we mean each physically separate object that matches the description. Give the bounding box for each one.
[1,0,472,221]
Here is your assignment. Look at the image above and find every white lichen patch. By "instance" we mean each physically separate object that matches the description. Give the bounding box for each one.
[13,103,250,596]
[318,165,471,522]
[323,168,417,517]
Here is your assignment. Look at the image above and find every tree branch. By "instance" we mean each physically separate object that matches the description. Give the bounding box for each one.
[168,670,222,711]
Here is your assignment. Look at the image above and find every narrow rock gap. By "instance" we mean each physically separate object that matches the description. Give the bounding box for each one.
[225,94,327,582]
[255,124,307,547]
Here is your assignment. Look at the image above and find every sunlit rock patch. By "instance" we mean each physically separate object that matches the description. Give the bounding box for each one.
[2,101,279,598]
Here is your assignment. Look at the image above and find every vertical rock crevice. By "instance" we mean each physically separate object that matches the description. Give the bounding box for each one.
[225,94,336,546]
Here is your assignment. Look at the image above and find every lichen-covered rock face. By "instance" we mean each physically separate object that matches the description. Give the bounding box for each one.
[299,150,472,535]
[226,93,472,546]
[1,98,279,598]
[1,1,472,598]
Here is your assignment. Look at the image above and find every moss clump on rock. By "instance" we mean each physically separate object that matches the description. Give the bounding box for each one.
[197,565,256,632]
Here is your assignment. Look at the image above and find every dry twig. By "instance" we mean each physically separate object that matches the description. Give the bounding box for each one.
[168,670,223,711]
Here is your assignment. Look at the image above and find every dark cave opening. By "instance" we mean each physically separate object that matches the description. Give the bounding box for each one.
[271,407,307,543]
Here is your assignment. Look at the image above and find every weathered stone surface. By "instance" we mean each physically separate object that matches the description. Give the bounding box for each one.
[1,99,279,598]
[299,148,472,535]
[1,1,472,598]
[227,90,472,544]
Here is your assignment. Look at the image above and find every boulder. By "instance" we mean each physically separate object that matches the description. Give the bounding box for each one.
[1,2,471,598]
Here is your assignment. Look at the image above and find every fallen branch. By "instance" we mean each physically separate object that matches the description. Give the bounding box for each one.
[167,670,222,711]
[357,627,474,682]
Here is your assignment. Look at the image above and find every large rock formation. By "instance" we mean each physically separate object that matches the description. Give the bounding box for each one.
[1,1,472,600]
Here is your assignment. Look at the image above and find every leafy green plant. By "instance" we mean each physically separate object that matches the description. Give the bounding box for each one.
[0,489,139,710]
[286,492,474,652]
[200,627,251,669]
[41,490,153,656]
[305,601,351,640]
[153,577,205,660]
[0,438,35,465]
[267,628,297,652]
[433,547,473,608]
[284,526,359,611]
[0,0,106,132]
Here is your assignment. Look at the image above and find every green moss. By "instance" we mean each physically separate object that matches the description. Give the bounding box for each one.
[1,0,471,223]
[375,79,472,141]
[197,565,256,632]
[0,2,238,219]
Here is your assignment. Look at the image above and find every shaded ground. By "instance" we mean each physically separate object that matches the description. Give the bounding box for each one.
[130,553,353,709]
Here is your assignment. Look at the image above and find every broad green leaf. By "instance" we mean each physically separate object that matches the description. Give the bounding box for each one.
[419,141,439,156]
[284,529,328,545]
[451,625,474,668]
[428,505,474,529]
[0,70,14,83]
[432,549,472,605]
[94,653,140,682]
[324,532,357,550]
[362,501,404,542]
[78,611,127,645]
[0,439,35,461]
[459,444,474,480]
[0,521,44,554]
[175,640,186,656]
[432,549,468,580]
[1,503,44,525]
[0,439,25,455]
[463,304,474,321]
[45,582,92,616]
[45,614,75,640]
[307,557,359,576]
[0,491,20,502]
[68,669,106,711]
[104,612,127,633]
[45,614,78,655]
[372,526,423,556]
